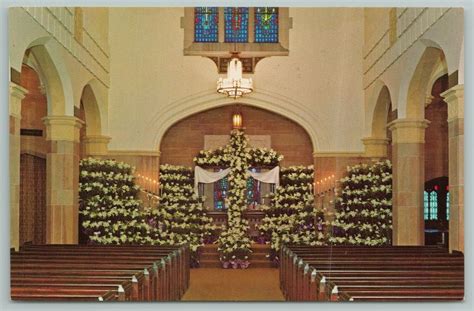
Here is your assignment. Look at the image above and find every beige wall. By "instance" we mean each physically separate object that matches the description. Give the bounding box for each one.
[83,7,109,54]
[364,8,390,55]
[107,8,365,153]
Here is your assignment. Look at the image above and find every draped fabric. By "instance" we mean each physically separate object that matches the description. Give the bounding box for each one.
[194,166,231,192]
[194,166,280,192]
[248,166,280,188]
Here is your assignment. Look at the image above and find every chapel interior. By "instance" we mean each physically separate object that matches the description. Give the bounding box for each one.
[8,6,465,302]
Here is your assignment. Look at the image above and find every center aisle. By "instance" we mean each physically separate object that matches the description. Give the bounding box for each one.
[181,268,285,301]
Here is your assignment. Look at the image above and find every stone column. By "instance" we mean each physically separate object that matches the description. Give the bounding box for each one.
[83,135,111,157]
[362,137,389,159]
[43,116,83,244]
[441,85,464,253]
[388,119,429,245]
[9,82,28,250]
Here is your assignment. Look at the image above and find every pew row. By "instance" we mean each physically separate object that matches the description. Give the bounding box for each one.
[280,245,464,302]
[11,244,190,302]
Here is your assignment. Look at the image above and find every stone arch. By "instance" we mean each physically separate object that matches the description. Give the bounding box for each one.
[77,79,110,157]
[406,47,447,119]
[149,90,325,153]
[371,85,392,139]
[79,83,102,136]
[159,105,314,167]
[21,38,74,116]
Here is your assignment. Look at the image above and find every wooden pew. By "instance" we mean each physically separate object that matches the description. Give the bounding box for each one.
[280,245,464,302]
[18,244,190,299]
[16,244,189,300]
[11,244,190,302]
[11,287,118,301]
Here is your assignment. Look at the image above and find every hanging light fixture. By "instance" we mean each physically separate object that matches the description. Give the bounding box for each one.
[217,55,253,99]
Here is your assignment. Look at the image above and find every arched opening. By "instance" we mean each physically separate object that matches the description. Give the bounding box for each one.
[406,47,447,119]
[16,42,76,245]
[370,85,397,160]
[76,101,87,159]
[401,46,449,246]
[424,74,449,246]
[160,105,314,167]
[386,103,397,161]
[76,83,103,158]
[18,63,47,245]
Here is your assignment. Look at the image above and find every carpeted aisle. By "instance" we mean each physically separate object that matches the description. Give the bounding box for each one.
[181,268,285,301]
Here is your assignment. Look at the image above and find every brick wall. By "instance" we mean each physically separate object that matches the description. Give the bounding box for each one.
[425,75,449,182]
[160,105,314,167]
[20,64,48,156]
[20,65,47,132]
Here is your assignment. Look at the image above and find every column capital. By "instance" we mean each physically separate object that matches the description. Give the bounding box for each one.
[9,82,28,119]
[83,135,111,156]
[43,115,84,142]
[424,94,435,107]
[441,84,464,122]
[362,137,389,158]
[388,118,429,144]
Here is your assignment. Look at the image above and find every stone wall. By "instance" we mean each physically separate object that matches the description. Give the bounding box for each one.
[160,105,314,167]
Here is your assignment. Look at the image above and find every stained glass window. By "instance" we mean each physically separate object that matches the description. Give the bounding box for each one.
[225,7,249,42]
[429,191,438,220]
[446,192,450,220]
[214,175,228,210]
[246,173,261,208]
[424,191,429,220]
[195,7,219,42]
[255,7,279,43]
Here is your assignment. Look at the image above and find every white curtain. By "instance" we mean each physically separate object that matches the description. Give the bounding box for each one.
[249,166,280,188]
[194,166,280,192]
[194,166,231,192]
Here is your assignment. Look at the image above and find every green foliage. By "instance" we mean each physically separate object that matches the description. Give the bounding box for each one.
[79,157,150,245]
[147,164,215,253]
[329,160,393,246]
[259,165,325,260]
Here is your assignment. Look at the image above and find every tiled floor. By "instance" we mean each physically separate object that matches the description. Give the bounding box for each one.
[181,268,285,301]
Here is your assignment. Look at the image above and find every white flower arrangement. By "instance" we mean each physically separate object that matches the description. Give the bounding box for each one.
[258,165,326,262]
[190,129,284,267]
[329,160,393,246]
[79,157,150,245]
[146,164,216,264]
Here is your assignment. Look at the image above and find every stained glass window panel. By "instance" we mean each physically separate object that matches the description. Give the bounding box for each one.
[225,7,249,42]
[446,192,450,220]
[195,7,219,42]
[214,176,228,210]
[255,7,278,43]
[423,191,429,220]
[246,177,260,208]
[429,191,438,220]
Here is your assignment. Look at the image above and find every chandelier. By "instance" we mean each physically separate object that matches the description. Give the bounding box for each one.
[217,57,253,99]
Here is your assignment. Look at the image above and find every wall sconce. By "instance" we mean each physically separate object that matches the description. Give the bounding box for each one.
[232,112,243,129]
